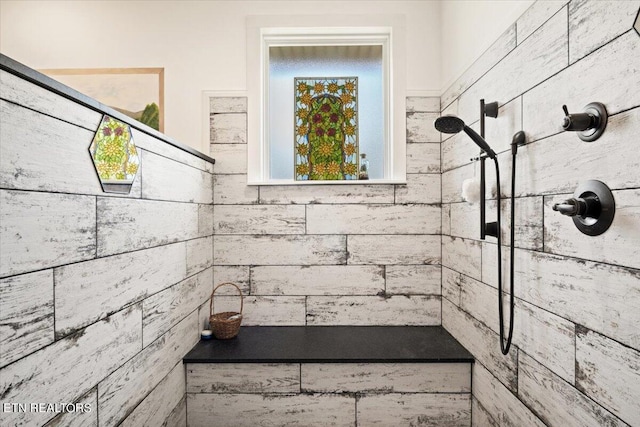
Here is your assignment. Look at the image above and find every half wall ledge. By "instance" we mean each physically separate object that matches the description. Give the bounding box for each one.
[0,53,215,166]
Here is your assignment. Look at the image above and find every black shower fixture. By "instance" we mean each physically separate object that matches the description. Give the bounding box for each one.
[481,99,499,120]
[434,115,497,159]
[552,180,615,236]
[435,100,525,356]
[561,102,608,142]
[479,99,499,240]
[434,101,499,240]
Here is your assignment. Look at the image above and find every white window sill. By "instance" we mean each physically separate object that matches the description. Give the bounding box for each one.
[247,179,407,186]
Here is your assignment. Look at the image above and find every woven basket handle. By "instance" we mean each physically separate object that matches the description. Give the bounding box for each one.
[210,282,244,316]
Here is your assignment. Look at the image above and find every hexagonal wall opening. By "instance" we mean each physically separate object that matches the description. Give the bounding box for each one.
[89,115,139,194]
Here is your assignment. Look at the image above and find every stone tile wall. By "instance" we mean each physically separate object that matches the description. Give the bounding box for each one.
[209,95,443,327]
[440,1,640,426]
[0,69,213,426]
[185,362,472,426]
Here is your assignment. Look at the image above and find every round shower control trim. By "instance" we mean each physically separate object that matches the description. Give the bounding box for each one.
[561,102,608,142]
[552,180,615,236]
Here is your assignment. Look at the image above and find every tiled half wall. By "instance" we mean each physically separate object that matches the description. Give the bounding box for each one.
[185,362,471,426]
[0,69,214,426]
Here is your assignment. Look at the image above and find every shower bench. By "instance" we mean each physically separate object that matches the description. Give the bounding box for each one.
[183,325,474,426]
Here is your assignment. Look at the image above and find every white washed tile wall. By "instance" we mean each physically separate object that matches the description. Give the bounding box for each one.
[209,94,442,327]
[440,2,640,426]
[185,362,472,427]
[0,69,212,426]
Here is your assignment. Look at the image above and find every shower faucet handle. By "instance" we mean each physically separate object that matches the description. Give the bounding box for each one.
[562,105,595,132]
[552,196,602,218]
[553,180,616,236]
[552,198,585,216]
[560,102,608,141]
[553,203,578,216]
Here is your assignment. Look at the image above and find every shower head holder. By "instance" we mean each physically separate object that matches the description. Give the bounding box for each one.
[552,180,615,236]
[480,99,498,119]
[482,100,499,118]
[480,99,499,151]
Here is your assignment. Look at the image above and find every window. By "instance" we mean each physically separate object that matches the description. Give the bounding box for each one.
[247,15,406,184]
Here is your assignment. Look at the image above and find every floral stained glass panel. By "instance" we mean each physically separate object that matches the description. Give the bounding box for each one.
[294,77,358,180]
[89,115,140,194]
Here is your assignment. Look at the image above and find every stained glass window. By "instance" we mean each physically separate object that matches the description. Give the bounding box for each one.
[89,115,140,194]
[268,45,383,181]
[294,77,358,181]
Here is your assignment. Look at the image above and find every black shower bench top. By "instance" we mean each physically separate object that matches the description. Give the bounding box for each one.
[183,326,474,364]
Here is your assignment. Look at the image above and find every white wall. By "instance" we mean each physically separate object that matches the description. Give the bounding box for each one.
[0,0,441,153]
[440,0,534,92]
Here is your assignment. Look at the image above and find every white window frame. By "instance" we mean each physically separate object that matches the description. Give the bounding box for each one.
[247,14,406,185]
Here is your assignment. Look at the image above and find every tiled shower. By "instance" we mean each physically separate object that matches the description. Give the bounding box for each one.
[1,0,639,426]
[441,1,640,425]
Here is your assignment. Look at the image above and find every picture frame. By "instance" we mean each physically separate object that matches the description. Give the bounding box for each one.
[39,67,164,132]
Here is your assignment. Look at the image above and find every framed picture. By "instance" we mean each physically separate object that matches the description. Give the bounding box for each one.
[39,67,164,132]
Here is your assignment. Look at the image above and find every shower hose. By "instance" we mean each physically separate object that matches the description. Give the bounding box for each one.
[493,150,516,355]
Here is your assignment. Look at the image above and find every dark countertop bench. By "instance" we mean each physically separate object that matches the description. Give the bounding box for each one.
[183,326,473,364]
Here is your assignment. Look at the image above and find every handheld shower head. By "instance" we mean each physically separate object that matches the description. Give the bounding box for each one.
[434,115,497,159]
[463,125,497,159]
[434,115,465,134]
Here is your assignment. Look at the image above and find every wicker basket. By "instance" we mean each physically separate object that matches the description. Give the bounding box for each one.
[209,282,244,339]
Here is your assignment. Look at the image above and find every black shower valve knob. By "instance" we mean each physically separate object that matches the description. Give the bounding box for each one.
[562,105,596,132]
[551,180,615,236]
[552,197,588,217]
[560,102,608,142]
